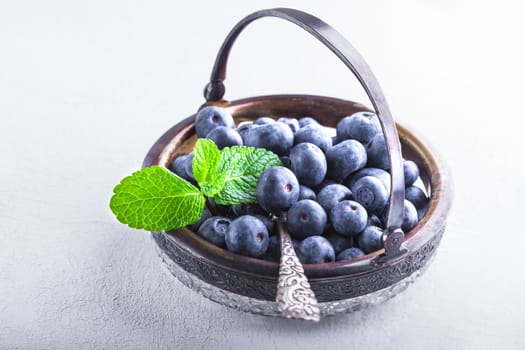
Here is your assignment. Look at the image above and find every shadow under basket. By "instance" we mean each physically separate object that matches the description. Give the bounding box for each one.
[141,8,453,318]
[143,94,453,317]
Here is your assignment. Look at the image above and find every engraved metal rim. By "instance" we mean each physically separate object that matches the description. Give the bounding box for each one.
[153,233,439,318]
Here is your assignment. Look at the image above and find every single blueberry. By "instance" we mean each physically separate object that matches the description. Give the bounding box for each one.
[345,167,391,192]
[402,199,419,232]
[205,126,243,149]
[225,215,269,258]
[256,166,300,213]
[351,176,389,213]
[170,153,193,181]
[326,140,367,182]
[405,185,429,220]
[289,142,327,187]
[365,133,390,170]
[183,152,195,182]
[277,117,300,133]
[294,124,332,153]
[253,116,275,125]
[265,235,282,262]
[317,184,352,213]
[297,236,335,264]
[324,231,354,255]
[403,159,420,187]
[336,111,382,143]
[197,216,231,248]
[336,247,365,261]
[237,122,258,143]
[330,200,368,236]
[367,214,384,228]
[194,106,235,138]
[244,121,294,156]
[287,199,327,239]
[298,185,316,200]
[298,116,320,128]
[357,225,384,254]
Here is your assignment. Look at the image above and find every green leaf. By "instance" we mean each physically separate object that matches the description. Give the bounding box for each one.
[110,166,205,231]
[192,139,225,196]
[214,146,282,205]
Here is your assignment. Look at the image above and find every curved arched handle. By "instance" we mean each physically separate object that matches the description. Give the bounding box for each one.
[204,8,406,259]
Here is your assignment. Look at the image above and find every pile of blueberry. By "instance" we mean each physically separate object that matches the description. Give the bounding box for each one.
[170,106,429,264]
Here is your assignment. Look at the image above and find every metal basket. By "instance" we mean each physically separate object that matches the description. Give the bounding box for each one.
[143,8,453,318]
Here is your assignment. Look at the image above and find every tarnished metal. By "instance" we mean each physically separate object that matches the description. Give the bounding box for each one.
[275,218,320,322]
[204,8,406,258]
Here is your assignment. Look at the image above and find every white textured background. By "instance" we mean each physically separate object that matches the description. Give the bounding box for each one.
[1,1,525,349]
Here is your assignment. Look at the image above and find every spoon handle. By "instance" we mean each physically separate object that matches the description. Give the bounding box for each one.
[275,218,321,321]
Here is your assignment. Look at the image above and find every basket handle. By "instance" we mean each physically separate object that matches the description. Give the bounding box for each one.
[204,8,407,261]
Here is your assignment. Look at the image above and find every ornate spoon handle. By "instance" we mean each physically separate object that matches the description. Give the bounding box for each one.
[275,218,321,321]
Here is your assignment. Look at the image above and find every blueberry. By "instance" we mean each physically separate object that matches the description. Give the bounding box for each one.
[297,236,335,264]
[256,166,300,213]
[365,133,390,170]
[330,200,368,236]
[237,123,258,142]
[170,153,193,181]
[402,199,419,232]
[336,111,382,144]
[225,215,269,258]
[277,117,300,133]
[367,214,384,228]
[336,247,365,261]
[317,184,352,213]
[205,126,243,149]
[326,140,367,182]
[183,152,195,181]
[254,116,275,125]
[244,122,294,156]
[405,185,429,219]
[265,235,281,262]
[324,231,354,255]
[298,116,320,128]
[299,185,316,200]
[351,176,389,213]
[195,106,235,138]
[289,143,327,187]
[197,216,231,248]
[287,199,327,239]
[345,167,391,192]
[357,225,384,254]
[188,206,212,232]
[403,160,420,187]
[294,124,332,153]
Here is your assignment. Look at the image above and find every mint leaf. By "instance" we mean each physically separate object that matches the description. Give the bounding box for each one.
[192,139,225,196]
[110,166,205,231]
[214,146,282,205]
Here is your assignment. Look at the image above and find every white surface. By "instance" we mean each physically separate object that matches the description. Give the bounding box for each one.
[1,1,525,349]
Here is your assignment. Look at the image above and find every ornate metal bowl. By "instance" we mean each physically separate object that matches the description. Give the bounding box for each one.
[143,9,453,318]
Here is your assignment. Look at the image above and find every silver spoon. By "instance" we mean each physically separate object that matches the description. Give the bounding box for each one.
[275,216,321,321]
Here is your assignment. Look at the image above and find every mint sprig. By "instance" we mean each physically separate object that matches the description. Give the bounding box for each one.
[110,139,282,232]
[109,166,205,231]
[214,146,282,205]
